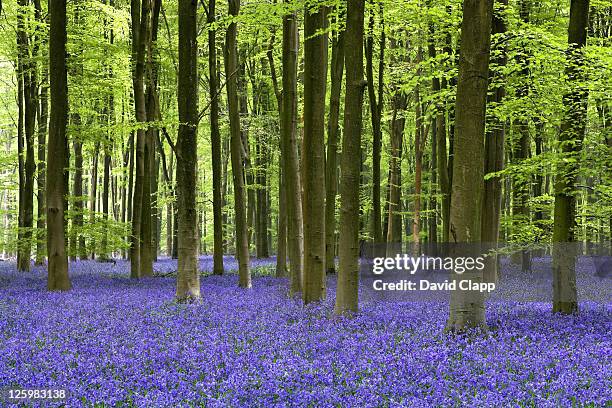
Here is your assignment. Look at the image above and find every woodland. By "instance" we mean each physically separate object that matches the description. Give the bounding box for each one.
[0,0,610,405]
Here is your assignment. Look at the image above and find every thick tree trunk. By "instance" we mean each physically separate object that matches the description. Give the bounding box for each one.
[303,4,328,303]
[176,0,201,302]
[225,0,251,288]
[335,0,365,315]
[445,0,494,332]
[209,0,224,275]
[47,0,71,291]
[325,13,345,274]
[552,0,590,315]
[282,4,304,295]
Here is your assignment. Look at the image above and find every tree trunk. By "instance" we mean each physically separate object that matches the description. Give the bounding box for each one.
[268,31,288,277]
[366,2,384,244]
[47,0,71,291]
[324,11,345,274]
[445,0,494,332]
[36,71,48,265]
[225,0,251,288]
[130,0,151,278]
[386,77,407,246]
[510,0,531,271]
[482,0,508,284]
[303,4,328,303]
[176,0,201,302]
[282,3,304,295]
[209,0,224,275]
[552,0,590,315]
[90,143,99,259]
[335,0,365,315]
[16,0,37,272]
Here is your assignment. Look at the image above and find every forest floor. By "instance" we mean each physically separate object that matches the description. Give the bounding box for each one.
[0,256,610,407]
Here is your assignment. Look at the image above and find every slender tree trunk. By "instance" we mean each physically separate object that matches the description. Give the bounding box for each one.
[282,3,304,294]
[268,31,288,277]
[36,71,48,264]
[90,142,99,259]
[386,80,407,245]
[325,13,345,274]
[366,2,384,244]
[445,0,494,332]
[72,132,86,261]
[209,0,224,275]
[166,150,173,256]
[482,0,508,284]
[16,0,37,272]
[552,0,590,315]
[176,0,201,301]
[303,4,328,303]
[412,73,427,253]
[47,0,71,291]
[510,0,532,271]
[335,0,365,315]
[130,0,151,278]
[225,0,251,288]
[127,130,135,259]
[33,0,47,263]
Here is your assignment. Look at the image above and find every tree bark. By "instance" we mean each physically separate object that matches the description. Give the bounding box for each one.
[552,0,590,315]
[482,0,508,284]
[325,11,345,274]
[282,3,304,295]
[209,0,224,275]
[445,0,494,332]
[303,3,328,303]
[335,0,365,315]
[36,70,48,265]
[366,1,384,244]
[176,0,201,301]
[225,0,251,288]
[47,0,71,291]
[16,0,37,272]
[130,0,151,278]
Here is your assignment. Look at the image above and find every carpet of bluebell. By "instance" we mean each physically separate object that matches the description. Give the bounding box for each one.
[0,256,610,407]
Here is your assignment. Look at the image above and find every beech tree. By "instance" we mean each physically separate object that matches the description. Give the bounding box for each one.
[176,0,201,301]
[302,1,328,303]
[225,0,251,288]
[446,0,494,332]
[281,1,303,295]
[47,0,71,291]
[336,0,365,315]
[552,0,591,314]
